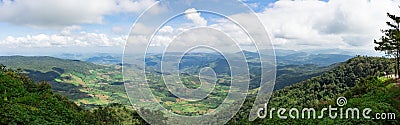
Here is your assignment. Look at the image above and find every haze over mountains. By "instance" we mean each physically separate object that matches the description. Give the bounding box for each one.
[49,49,354,66]
[0,48,354,99]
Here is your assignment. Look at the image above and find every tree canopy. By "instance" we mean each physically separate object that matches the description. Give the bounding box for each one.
[374,10,400,78]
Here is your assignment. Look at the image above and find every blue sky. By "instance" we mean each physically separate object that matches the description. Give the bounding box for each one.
[0,0,399,56]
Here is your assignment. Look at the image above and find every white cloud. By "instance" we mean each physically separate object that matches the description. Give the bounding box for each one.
[115,0,156,13]
[155,0,400,54]
[61,25,82,36]
[0,0,158,28]
[209,19,253,46]
[184,8,208,26]
[130,22,155,35]
[2,0,399,55]
[111,26,127,35]
[158,26,174,33]
[143,21,254,53]
[152,25,175,46]
[256,0,400,51]
[0,26,126,48]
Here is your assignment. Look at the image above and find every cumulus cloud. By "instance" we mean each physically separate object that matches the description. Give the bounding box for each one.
[209,19,253,46]
[144,21,254,53]
[61,25,82,36]
[2,0,399,55]
[184,8,208,26]
[162,0,400,54]
[0,26,126,48]
[158,26,174,33]
[151,26,175,46]
[0,0,159,28]
[111,26,127,35]
[257,0,400,51]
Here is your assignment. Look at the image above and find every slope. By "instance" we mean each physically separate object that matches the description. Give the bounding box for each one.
[229,56,399,124]
[0,56,128,108]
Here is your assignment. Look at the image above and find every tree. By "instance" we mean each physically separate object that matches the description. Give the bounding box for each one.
[374,11,400,78]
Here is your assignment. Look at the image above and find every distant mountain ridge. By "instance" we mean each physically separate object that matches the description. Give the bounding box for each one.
[277,53,353,66]
[54,53,122,64]
[53,49,354,65]
[0,53,353,108]
[0,56,102,74]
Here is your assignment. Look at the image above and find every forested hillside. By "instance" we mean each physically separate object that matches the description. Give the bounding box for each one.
[273,56,395,108]
[0,65,145,124]
[0,55,345,109]
[0,56,129,108]
[1,56,399,124]
[229,56,400,124]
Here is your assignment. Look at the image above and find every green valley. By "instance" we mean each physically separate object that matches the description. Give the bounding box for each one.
[0,56,129,108]
[1,55,399,124]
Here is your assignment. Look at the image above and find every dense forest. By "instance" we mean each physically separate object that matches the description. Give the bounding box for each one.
[228,56,400,124]
[1,56,399,124]
[0,56,129,108]
[0,64,146,124]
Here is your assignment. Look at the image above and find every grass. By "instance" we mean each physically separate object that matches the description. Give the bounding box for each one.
[54,78,62,83]
[48,65,130,108]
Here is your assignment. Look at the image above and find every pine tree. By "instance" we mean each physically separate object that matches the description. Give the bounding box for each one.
[374,11,400,78]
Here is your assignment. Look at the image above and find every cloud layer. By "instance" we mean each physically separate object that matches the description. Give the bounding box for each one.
[0,25,126,48]
[132,0,400,55]
[1,0,400,55]
[258,0,400,52]
[0,0,158,28]
[184,8,208,27]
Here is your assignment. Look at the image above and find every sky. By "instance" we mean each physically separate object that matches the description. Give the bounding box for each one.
[0,0,399,56]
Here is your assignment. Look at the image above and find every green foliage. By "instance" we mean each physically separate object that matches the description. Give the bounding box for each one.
[0,65,145,124]
[275,64,334,90]
[0,66,87,124]
[89,103,148,125]
[2,55,399,124]
[272,56,394,108]
[228,56,399,124]
[374,10,400,77]
[328,77,399,124]
[0,56,129,108]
